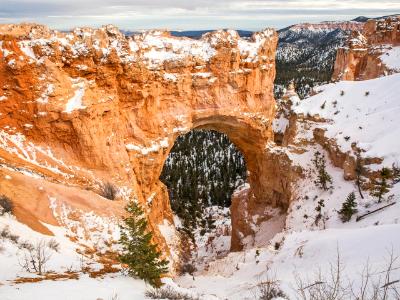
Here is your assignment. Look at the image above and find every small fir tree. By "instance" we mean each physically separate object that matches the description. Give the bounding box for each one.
[338,192,357,222]
[370,168,392,203]
[206,213,216,232]
[119,201,169,287]
[313,151,333,191]
[314,199,325,226]
[355,155,365,199]
[392,163,400,184]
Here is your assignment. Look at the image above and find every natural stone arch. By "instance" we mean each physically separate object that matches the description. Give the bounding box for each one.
[152,112,293,252]
[192,114,273,205]
[0,24,295,257]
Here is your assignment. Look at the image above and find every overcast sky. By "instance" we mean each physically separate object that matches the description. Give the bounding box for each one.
[1,0,399,31]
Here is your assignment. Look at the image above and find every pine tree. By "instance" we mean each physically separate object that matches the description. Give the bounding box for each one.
[370,168,392,203]
[355,155,365,199]
[338,192,357,222]
[313,151,332,191]
[314,199,325,226]
[119,201,169,287]
[392,163,400,184]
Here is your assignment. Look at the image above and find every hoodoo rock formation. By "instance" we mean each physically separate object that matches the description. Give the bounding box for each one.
[332,16,400,81]
[0,24,294,258]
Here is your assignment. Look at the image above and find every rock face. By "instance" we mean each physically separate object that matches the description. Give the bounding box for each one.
[285,21,364,34]
[332,16,400,81]
[230,147,293,251]
[0,23,294,257]
[276,20,365,99]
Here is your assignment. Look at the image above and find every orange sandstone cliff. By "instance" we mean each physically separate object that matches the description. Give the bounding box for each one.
[332,16,400,81]
[0,23,296,258]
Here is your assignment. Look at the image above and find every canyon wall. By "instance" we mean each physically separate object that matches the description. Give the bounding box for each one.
[0,24,293,256]
[332,16,400,81]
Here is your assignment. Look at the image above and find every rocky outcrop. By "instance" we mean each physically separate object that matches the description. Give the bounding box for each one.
[273,82,298,146]
[287,21,364,33]
[230,148,294,251]
[332,16,400,80]
[0,23,294,258]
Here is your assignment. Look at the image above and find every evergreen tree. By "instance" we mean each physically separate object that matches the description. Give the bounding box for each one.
[355,155,365,199]
[338,192,357,222]
[312,151,332,191]
[314,199,325,226]
[392,163,400,184]
[370,168,392,203]
[119,201,169,287]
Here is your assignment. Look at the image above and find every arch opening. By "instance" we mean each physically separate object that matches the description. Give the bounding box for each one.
[161,129,247,219]
[160,128,248,267]
[149,113,292,265]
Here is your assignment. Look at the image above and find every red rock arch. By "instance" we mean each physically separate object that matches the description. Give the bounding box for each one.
[150,112,293,253]
[0,24,294,256]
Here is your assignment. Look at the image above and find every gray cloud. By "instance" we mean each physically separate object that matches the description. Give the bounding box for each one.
[1,0,399,30]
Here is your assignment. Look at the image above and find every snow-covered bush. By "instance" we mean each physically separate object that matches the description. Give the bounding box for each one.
[0,195,13,215]
[295,251,400,300]
[0,226,19,244]
[253,278,288,300]
[180,263,196,275]
[47,238,60,252]
[100,182,118,200]
[145,286,199,300]
[18,239,54,275]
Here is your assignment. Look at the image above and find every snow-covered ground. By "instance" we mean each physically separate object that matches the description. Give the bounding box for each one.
[174,70,400,298]
[381,46,400,72]
[0,274,147,300]
[191,206,232,271]
[294,73,400,169]
[0,214,148,300]
[177,222,400,299]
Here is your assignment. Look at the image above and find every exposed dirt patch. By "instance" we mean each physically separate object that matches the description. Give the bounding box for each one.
[12,272,80,284]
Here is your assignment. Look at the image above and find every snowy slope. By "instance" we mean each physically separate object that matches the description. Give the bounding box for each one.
[381,46,400,72]
[0,275,147,300]
[174,70,400,297]
[177,223,400,299]
[0,215,148,300]
[294,73,400,168]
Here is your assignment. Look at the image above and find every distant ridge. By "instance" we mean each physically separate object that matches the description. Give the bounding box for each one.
[120,14,400,38]
[351,16,370,22]
[170,30,253,39]
[352,14,400,22]
[121,29,253,39]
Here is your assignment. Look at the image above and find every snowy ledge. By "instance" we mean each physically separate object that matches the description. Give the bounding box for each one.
[6,26,276,71]
[294,73,400,168]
